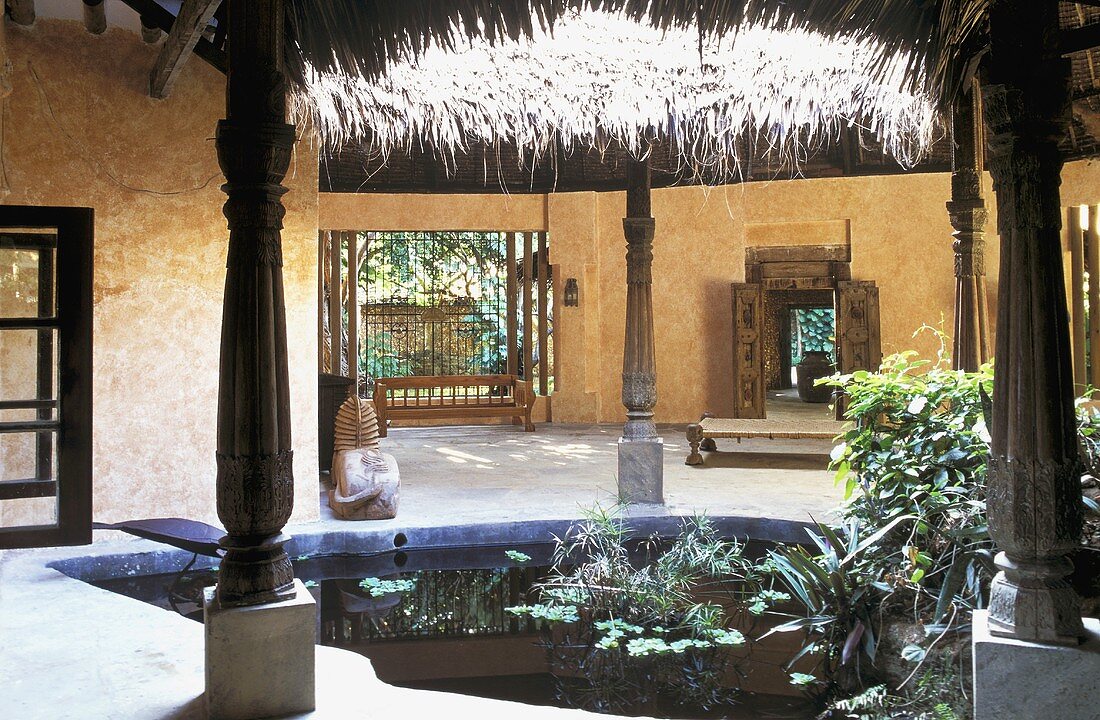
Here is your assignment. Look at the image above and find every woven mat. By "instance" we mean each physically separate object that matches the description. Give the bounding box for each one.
[698,416,843,439]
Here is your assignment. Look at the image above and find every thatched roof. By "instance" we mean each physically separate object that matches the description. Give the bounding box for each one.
[293,10,939,181]
[285,1,988,109]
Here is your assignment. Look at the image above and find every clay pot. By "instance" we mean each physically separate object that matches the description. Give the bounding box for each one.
[796,351,834,403]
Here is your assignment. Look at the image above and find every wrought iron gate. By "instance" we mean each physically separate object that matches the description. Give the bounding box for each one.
[363,231,510,379]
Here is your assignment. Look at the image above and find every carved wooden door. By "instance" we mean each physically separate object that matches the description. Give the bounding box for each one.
[731,283,766,418]
[836,280,882,374]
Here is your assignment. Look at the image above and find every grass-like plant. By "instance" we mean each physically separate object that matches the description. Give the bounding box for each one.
[506,505,785,714]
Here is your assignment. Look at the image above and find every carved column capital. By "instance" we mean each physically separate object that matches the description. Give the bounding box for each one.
[213,0,298,609]
[621,162,658,442]
[981,0,1084,642]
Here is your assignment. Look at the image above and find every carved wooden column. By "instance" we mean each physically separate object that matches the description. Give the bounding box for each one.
[982,0,1085,644]
[617,157,663,503]
[213,0,298,608]
[948,85,990,372]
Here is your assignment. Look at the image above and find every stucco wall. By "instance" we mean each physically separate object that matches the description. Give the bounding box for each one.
[1,19,320,527]
[318,157,1100,425]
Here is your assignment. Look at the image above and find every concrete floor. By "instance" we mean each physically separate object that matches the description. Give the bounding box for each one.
[321,421,842,529]
[2,413,843,719]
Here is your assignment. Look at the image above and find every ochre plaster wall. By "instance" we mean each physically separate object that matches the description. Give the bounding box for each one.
[1,19,320,527]
[319,157,1100,430]
[321,172,989,424]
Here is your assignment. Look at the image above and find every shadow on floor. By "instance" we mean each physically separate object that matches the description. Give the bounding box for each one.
[694,451,831,470]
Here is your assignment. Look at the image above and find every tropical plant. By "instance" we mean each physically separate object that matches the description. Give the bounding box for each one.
[819,338,996,630]
[766,518,911,696]
[506,506,784,714]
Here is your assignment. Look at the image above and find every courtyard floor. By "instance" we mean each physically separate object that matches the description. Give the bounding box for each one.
[321,419,842,531]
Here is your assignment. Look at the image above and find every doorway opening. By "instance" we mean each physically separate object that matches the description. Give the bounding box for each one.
[732,244,881,420]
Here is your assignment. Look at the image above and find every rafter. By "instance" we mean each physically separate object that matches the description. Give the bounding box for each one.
[149,0,222,99]
[1061,22,1100,54]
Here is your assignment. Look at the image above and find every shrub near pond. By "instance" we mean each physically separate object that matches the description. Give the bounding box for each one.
[769,338,1100,718]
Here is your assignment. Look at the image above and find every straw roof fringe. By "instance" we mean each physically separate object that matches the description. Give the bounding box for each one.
[292,12,940,181]
[285,1,990,109]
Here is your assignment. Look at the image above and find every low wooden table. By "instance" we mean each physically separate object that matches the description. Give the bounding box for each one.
[685,415,844,465]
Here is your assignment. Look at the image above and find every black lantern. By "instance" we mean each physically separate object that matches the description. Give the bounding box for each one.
[564,278,579,306]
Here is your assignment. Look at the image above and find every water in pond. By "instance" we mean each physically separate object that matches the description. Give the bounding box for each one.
[91,541,816,720]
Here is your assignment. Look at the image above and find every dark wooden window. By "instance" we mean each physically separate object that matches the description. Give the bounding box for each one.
[0,206,93,548]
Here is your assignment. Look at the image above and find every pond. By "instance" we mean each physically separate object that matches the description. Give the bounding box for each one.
[90,540,817,720]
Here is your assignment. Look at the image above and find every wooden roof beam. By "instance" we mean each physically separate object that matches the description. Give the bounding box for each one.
[148,0,222,99]
[7,0,34,26]
[1062,23,1100,55]
[83,0,106,35]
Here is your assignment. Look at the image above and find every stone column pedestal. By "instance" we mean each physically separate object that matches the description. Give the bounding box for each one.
[618,436,664,504]
[973,610,1100,720]
[205,578,317,720]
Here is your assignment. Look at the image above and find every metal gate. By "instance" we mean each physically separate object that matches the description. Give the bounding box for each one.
[363,231,510,378]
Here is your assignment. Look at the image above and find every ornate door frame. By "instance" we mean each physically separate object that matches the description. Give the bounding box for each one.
[734,244,879,418]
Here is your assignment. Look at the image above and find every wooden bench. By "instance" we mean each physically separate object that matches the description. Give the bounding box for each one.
[685,414,843,465]
[373,374,535,437]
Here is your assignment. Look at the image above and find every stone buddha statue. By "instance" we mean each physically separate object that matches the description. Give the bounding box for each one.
[329,394,400,520]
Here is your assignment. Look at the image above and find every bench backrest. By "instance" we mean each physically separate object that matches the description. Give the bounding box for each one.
[374,374,528,410]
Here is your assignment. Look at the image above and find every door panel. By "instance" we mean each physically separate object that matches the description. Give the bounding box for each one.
[836,280,882,374]
[0,206,92,548]
[731,282,766,418]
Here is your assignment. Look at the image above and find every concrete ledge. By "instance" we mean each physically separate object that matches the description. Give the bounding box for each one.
[973,609,1100,720]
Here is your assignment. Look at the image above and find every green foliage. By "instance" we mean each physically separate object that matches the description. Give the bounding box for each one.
[504,549,532,564]
[359,576,417,597]
[792,307,836,364]
[357,231,546,380]
[505,506,779,714]
[819,341,996,629]
[767,519,893,694]
[789,333,1098,718]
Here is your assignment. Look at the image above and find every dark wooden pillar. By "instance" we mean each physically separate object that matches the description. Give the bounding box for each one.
[621,157,657,441]
[948,84,991,372]
[982,0,1085,643]
[213,0,298,607]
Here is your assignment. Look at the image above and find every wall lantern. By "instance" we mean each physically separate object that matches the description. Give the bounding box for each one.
[564,278,580,306]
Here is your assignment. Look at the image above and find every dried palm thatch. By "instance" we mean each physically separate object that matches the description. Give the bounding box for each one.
[285,1,989,109]
[291,10,940,180]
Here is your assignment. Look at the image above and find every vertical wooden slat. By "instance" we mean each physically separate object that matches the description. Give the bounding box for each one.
[347,230,359,384]
[506,232,518,376]
[1070,207,1087,391]
[523,231,534,382]
[36,245,55,484]
[537,231,549,396]
[317,231,325,371]
[328,229,342,376]
[551,263,562,403]
[1089,206,1100,390]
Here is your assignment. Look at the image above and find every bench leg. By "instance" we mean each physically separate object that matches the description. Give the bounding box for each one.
[686,424,704,466]
[523,407,534,432]
[698,412,716,451]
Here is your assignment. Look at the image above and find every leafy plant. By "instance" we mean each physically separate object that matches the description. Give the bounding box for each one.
[505,506,781,714]
[766,519,901,695]
[819,340,996,630]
